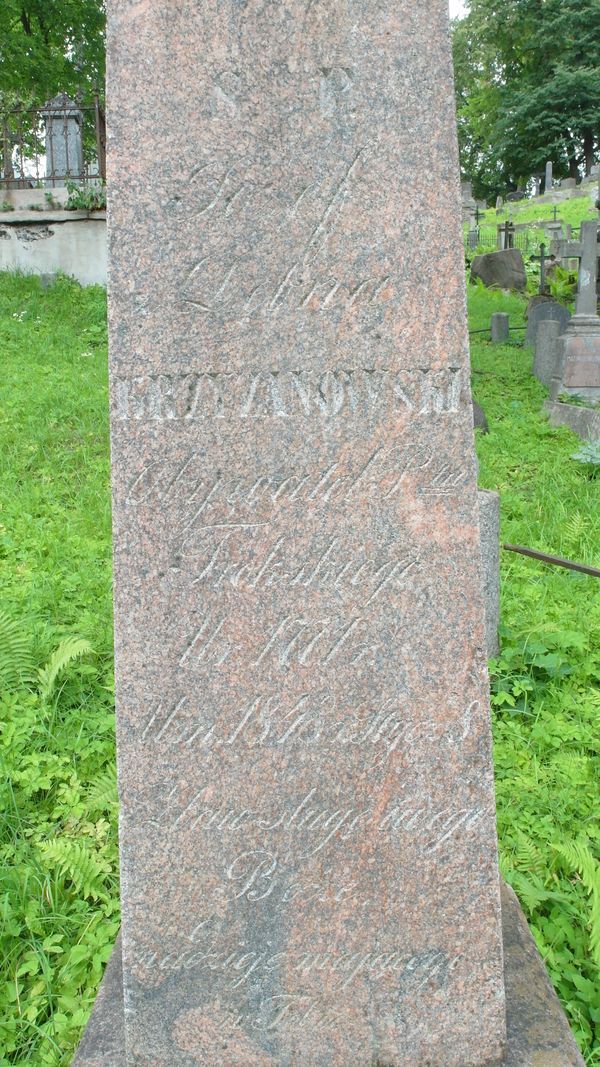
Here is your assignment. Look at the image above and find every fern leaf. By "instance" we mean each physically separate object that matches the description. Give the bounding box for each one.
[86,766,118,814]
[552,839,600,968]
[514,831,547,877]
[0,610,35,693]
[40,839,109,902]
[38,637,93,701]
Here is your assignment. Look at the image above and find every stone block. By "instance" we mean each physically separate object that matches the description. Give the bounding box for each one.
[555,317,600,401]
[90,0,583,1060]
[471,249,527,291]
[491,312,510,343]
[545,400,600,441]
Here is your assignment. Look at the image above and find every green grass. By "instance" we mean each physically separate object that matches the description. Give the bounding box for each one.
[0,274,117,1066]
[0,273,598,1064]
[480,192,598,229]
[471,290,600,1063]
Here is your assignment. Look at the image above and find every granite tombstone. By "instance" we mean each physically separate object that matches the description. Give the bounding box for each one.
[74,0,586,1064]
[101,0,506,1062]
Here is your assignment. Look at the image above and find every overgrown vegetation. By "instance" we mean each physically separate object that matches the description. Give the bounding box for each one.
[64,181,106,213]
[0,274,598,1063]
[470,284,600,1062]
[0,274,116,1065]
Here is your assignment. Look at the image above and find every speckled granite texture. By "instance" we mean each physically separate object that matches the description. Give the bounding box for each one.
[106,0,506,1061]
[72,885,586,1066]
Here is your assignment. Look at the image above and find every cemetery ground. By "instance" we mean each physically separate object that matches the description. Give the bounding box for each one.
[0,273,598,1066]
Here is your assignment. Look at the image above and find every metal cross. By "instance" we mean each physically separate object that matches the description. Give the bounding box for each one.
[530,243,548,294]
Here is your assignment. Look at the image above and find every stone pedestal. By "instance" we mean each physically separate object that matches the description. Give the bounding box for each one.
[72,882,586,1067]
[553,315,600,401]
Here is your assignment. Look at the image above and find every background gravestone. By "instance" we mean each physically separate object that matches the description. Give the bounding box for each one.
[104,0,506,1062]
[41,92,83,184]
[471,249,527,291]
[534,320,563,387]
[525,299,571,346]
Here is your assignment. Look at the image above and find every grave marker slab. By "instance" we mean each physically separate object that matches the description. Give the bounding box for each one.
[525,299,571,346]
[103,0,509,1062]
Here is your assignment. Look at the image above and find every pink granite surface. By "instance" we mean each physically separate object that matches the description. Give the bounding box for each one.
[106,0,506,1061]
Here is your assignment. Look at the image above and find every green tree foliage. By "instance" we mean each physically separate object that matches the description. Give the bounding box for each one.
[0,2,105,181]
[0,1,105,105]
[452,0,600,201]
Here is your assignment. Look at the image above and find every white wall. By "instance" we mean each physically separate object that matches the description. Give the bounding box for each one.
[0,212,106,286]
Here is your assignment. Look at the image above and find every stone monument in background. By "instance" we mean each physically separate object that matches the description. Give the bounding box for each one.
[41,93,84,185]
[553,219,600,400]
[73,0,586,1063]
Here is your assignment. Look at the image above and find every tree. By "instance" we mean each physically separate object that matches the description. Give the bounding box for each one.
[0,1,105,104]
[0,1,105,179]
[452,0,600,202]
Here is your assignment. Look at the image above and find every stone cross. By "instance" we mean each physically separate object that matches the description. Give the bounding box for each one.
[41,92,84,185]
[72,0,588,1063]
[558,220,600,317]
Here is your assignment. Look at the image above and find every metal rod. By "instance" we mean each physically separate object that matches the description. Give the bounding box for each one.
[469,326,526,335]
[503,543,600,578]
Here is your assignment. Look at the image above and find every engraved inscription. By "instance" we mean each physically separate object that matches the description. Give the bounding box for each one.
[140,694,480,760]
[139,927,456,997]
[114,366,465,422]
[153,785,487,858]
[178,147,386,317]
[253,615,373,668]
[125,446,468,516]
[189,533,419,602]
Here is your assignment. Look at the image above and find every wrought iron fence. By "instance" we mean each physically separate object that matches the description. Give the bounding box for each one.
[464,226,574,255]
[1,94,105,189]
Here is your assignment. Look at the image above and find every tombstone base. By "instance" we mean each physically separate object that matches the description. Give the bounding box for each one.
[72,882,585,1066]
[555,315,600,401]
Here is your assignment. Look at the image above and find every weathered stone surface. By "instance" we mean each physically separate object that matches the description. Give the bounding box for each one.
[471,249,527,291]
[478,491,500,659]
[491,312,510,343]
[533,320,562,387]
[106,0,505,1062]
[501,884,586,1067]
[72,936,124,1067]
[73,885,587,1066]
[526,299,571,347]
